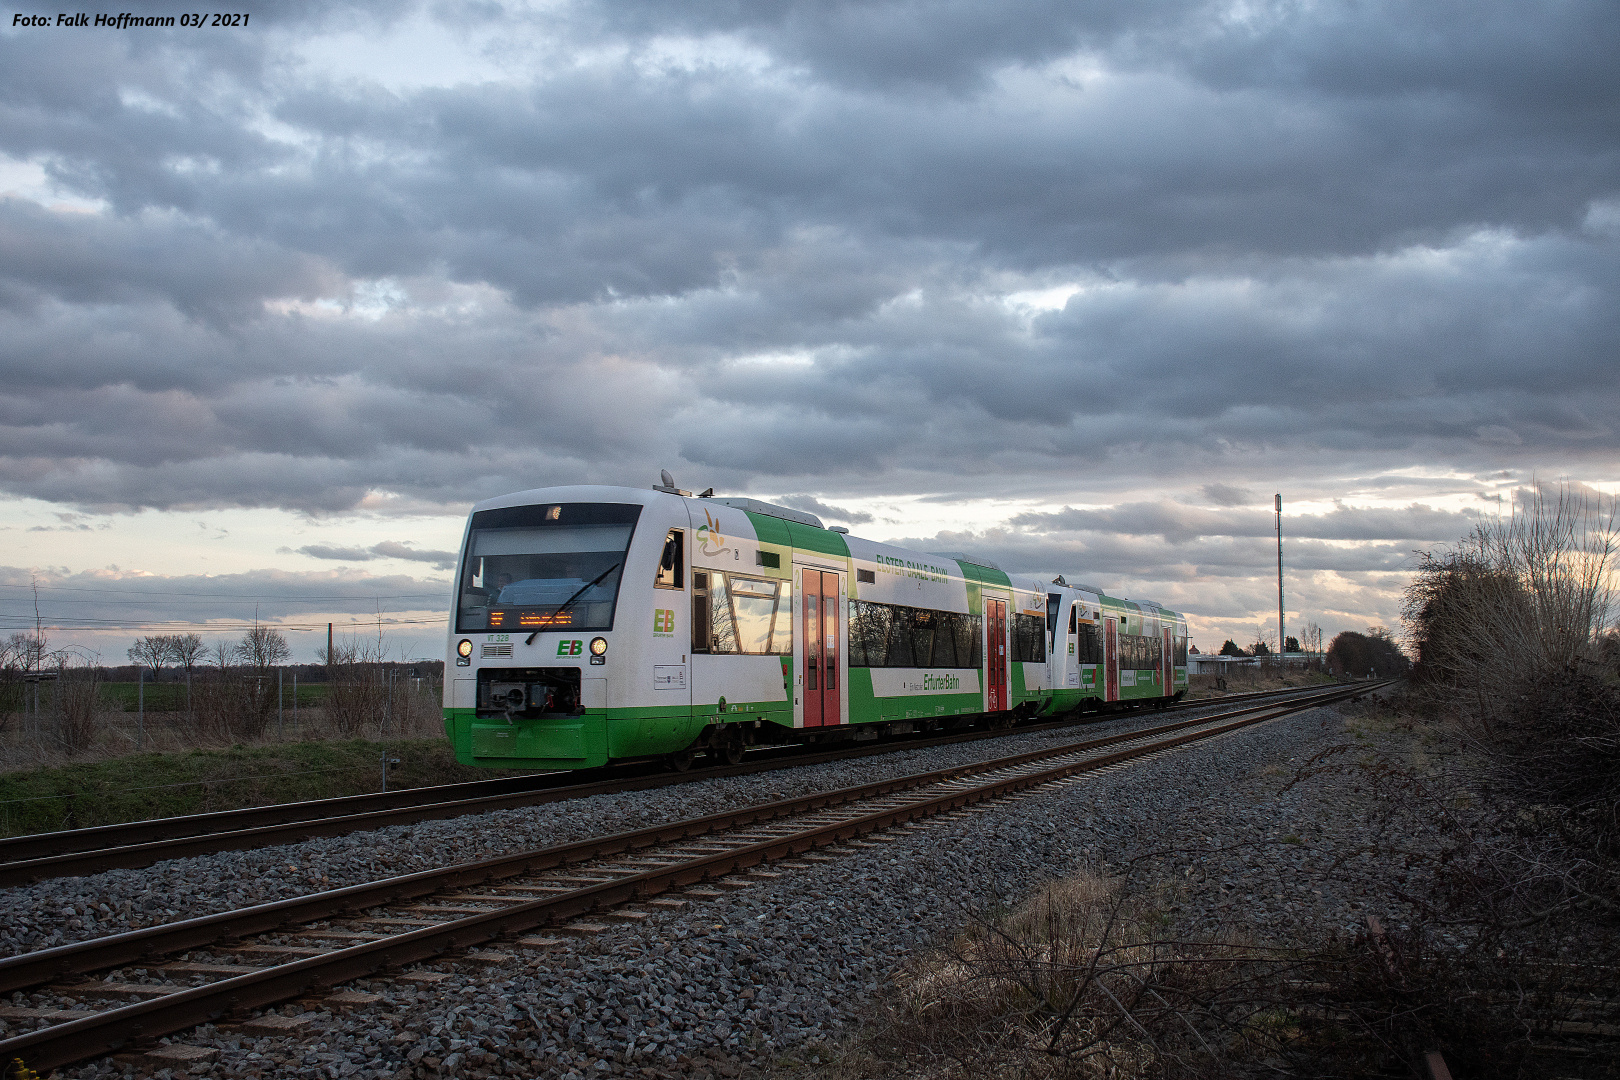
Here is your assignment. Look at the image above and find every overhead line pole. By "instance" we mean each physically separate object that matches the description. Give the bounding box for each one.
[1275,494,1284,656]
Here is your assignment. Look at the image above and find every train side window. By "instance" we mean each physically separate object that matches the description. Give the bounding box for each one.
[1068,607,1076,634]
[656,529,684,589]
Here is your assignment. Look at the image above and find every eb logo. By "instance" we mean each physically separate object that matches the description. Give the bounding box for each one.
[555,639,583,656]
[653,609,675,634]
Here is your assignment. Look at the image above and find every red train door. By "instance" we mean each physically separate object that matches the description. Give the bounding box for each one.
[1162,626,1174,696]
[1104,617,1119,701]
[802,568,842,727]
[986,597,1007,712]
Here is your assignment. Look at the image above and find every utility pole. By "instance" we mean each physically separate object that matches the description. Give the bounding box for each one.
[1275,494,1285,657]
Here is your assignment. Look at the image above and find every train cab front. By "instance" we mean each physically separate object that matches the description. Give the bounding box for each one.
[444,496,640,769]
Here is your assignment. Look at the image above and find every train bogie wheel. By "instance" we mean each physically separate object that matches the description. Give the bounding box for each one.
[718,736,745,766]
[665,748,696,772]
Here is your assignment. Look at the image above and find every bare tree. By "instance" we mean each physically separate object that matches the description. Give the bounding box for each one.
[237,624,291,670]
[167,632,204,713]
[126,635,170,679]
[10,629,48,673]
[209,638,237,670]
[168,633,205,674]
[230,622,291,738]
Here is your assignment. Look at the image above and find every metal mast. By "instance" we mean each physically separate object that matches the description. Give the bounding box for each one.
[1275,494,1284,654]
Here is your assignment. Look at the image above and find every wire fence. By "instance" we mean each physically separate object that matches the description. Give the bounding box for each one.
[0,663,445,772]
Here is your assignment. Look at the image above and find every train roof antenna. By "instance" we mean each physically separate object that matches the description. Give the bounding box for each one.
[654,470,691,496]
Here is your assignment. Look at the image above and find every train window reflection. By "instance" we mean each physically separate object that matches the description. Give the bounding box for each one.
[692,572,791,655]
[456,504,641,633]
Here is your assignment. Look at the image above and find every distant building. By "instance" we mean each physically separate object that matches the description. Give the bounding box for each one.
[1187,652,1318,675]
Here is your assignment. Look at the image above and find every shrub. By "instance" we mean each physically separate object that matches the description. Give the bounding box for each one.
[1405,483,1616,732]
[1324,628,1409,679]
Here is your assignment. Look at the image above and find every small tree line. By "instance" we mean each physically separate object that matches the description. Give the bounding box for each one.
[2,621,442,762]
[1204,619,1327,659]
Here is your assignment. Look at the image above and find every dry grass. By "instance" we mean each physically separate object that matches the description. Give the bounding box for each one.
[0,673,444,775]
[1185,667,1335,699]
[787,873,1306,1080]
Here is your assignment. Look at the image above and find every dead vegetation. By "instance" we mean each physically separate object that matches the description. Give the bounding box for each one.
[773,485,1620,1079]
[785,835,1614,1080]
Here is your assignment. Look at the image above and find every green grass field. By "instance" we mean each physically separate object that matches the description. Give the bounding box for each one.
[0,737,534,838]
[97,681,332,712]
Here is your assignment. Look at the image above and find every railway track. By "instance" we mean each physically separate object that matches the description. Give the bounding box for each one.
[0,682,1378,1074]
[0,682,1364,887]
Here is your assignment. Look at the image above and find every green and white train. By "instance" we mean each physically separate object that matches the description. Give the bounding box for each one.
[443,484,1188,770]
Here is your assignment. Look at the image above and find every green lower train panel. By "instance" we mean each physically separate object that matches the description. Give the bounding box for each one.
[443,664,1189,768]
[846,667,983,725]
[445,708,612,769]
[444,704,791,768]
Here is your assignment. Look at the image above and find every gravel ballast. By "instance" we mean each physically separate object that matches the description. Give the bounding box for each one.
[0,695,1325,956]
[2,690,1431,1079]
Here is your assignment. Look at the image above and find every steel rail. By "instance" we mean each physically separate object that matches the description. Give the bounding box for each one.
[0,684,1371,993]
[0,685,1380,1071]
[1,681,1333,863]
[0,682,1354,886]
[0,771,570,862]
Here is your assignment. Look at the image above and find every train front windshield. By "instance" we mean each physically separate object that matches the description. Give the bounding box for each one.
[456,502,642,632]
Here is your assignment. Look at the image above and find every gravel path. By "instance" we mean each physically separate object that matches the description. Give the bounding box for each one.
[3,689,1438,1080]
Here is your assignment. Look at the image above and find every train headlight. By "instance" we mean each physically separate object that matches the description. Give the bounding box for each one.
[457,639,473,658]
[590,637,608,656]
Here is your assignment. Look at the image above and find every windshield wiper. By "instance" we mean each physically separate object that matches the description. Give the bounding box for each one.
[526,563,620,645]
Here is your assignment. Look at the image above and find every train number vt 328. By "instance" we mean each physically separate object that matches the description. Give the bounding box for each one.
[443,480,1188,771]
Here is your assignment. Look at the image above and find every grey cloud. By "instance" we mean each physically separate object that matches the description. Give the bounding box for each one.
[0,0,1612,545]
[294,544,375,562]
[6,0,1614,323]
[1009,501,1480,545]
[292,541,456,569]
[0,200,343,325]
[0,563,449,652]
[1201,483,1254,507]
[369,541,459,568]
[773,494,874,525]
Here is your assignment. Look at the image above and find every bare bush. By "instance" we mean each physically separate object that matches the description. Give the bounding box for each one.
[1405,483,1620,871]
[1406,482,1617,731]
[864,838,1597,1080]
[320,636,434,737]
[883,873,1313,1078]
[229,623,292,738]
[323,635,385,736]
[0,634,33,728]
[1278,728,1618,1076]
[179,668,235,741]
[51,664,102,755]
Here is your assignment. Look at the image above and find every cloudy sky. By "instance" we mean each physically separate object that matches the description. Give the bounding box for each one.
[2,0,1616,661]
